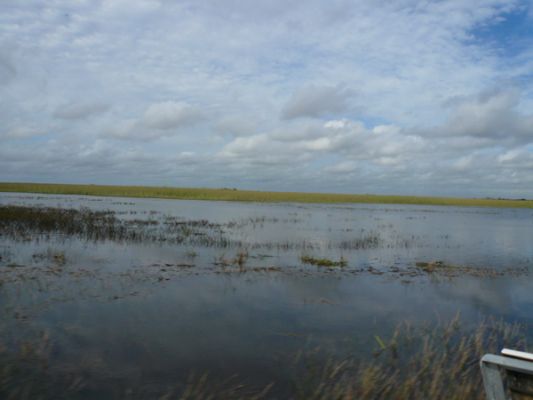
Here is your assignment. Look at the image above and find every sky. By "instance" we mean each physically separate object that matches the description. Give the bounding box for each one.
[1,0,533,197]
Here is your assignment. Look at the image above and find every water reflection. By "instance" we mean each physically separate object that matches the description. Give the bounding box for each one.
[0,193,532,398]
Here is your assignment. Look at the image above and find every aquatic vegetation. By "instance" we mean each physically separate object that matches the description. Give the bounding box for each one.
[213,250,250,271]
[0,317,526,399]
[1,194,533,399]
[338,234,382,250]
[0,246,12,264]
[416,260,448,272]
[185,250,198,259]
[1,205,424,252]
[235,250,249,270]
[414,261,529,278]
[300,255,348,267]
[32,249,66,266]
[0,205,235,247]
[288,317,527,400]
[0,205,120,241]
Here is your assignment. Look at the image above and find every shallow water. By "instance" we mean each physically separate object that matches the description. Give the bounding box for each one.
[1,193,532,398]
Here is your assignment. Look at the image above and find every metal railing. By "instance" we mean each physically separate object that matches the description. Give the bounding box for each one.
[481,349,533,400]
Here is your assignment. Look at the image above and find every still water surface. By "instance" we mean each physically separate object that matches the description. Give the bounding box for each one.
[1,193,532,397]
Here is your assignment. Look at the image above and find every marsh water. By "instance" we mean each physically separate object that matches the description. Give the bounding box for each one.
[1,192,532,398]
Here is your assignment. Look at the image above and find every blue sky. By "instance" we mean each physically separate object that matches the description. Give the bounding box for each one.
[1,0,533,197]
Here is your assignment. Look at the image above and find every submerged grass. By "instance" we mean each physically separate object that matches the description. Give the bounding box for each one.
[414,260,529,278]
[0,317,527,399]
[300,255,348,267]
[2,182,533,208]
[0,205,233,247]
[0,205,421,251]
[0,205,118,241]
[288,316,527,400]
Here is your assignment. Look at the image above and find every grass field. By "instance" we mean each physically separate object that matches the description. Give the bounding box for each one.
[0,182,532,208]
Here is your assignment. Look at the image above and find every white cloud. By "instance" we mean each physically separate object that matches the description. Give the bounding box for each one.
[281,85,353,120]
[1,0,533,196]
[53,102,109,120]
[215,116,256,137]
[3,126,43,139]
[105,101,204,141]
[106,119,139,140]
[0,52,16,84]
[142,101,202,130]
[423,88,533,144]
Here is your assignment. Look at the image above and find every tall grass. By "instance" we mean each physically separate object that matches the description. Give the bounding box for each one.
[0,317,526,399]
[1,182,532,208]
[288,316,526,400]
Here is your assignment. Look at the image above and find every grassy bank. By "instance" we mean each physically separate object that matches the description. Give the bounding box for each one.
[1,182,532,208]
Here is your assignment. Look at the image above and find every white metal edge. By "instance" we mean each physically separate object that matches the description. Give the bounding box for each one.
[501,348,533,362]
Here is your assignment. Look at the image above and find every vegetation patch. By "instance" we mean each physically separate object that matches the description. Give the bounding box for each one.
[414,260,528,278]
[288,317,526,400]
[0,317,526,399]
[339,233,382,249]
[415,260,449,272]
[1,182,533,208]
[0,205,234,247]
[300,255,348,267]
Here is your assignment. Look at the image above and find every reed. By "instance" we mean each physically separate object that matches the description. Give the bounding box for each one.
[288,316,527,400]
[0,317,526,399]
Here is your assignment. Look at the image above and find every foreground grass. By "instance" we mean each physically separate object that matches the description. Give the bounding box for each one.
[288,317,527,400]
[0,182,532,208]
[0,317,526,399]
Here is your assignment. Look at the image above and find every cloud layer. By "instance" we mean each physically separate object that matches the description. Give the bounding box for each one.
[1,0,533,197]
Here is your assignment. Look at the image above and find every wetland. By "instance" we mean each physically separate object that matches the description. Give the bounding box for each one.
[0,192,532,399]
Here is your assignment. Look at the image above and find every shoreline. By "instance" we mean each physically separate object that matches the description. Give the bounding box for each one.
[1,182,532,209]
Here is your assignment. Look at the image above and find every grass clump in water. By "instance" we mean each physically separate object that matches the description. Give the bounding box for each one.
[0,205,235,247]
[413,260,528,278]
[415,260,449,272]
[289,316,527,400]
[0,317,527,399]
[301,255,347,267]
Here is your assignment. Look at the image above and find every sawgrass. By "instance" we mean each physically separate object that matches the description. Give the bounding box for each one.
[0,316,526,399]
[1,182,532,208]
[288,316,527,400]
